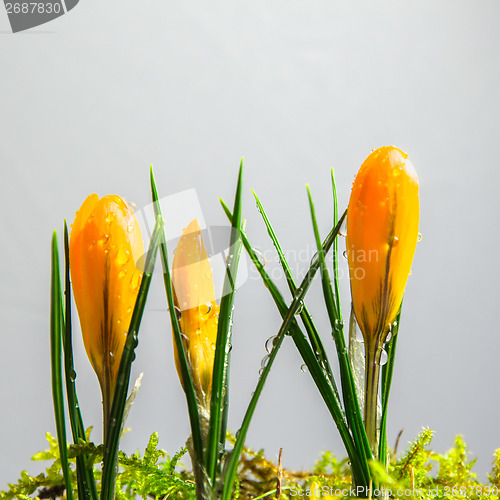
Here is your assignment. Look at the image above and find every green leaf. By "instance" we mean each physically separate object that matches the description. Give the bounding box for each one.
[220,200,362,498]
[149,165,205,476]
[252,190,338,396]
[206,159,245,485]
[62,221,98,500]
[379,306,402,466]
[306,186,372,484]
[100,216,164,500]
[50,232,73,500]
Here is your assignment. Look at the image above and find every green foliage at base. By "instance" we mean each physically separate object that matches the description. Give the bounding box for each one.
[2,429,500,500]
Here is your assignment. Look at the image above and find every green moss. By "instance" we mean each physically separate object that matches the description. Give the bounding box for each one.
[2,429,499,500]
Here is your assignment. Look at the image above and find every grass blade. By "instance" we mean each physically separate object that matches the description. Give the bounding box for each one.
[330,169,342,315]
[220,201,368,494]
[63,222,98,500]
[149,167,205,487]
[206,160,245,484]
[306,186,372,484]
[378,307,402,465]
[50,231,73,500]
[252,190,337,394]
[101,216,164,500]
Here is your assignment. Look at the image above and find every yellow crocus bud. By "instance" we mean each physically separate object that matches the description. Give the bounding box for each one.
[346,145,419,345]
[172,219,219,410]
[69,194,144,437]
[346,146,419,453]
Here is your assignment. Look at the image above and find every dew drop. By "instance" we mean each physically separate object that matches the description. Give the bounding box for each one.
[380,349,388,366]
[300,364,308,373]
[130,270,141,290]
[261,356,269,370]
[116,247,130,266]
[294,301,304,315]
[252,247,266,267]
[127,225,134,233]
[342,250,348,259]
[265,335,278,353]
[390,236,399,247]
[310,251,319,267]
[417,233,422,242]
[118,270,127,279]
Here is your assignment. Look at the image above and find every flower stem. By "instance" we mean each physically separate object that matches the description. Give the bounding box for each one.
[364,339,382,457]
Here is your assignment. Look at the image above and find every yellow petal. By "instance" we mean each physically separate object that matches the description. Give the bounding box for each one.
[69,194,144,399]
[346,146,419,344]
[172,219,219,408]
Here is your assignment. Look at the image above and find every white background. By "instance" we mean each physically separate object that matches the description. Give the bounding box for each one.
[1,0,499,486]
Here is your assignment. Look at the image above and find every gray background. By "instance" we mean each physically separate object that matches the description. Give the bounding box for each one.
[1,0,499,486]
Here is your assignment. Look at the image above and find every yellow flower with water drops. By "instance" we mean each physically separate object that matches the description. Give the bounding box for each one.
[69,194,144,436]
[346,145,419,453]
[171,218,219,410]
[346,145,420,346]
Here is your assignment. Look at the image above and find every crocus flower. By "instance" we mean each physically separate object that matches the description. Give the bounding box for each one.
[69,194,144,437]
[346,145,419,345]
[171,219,219,410]
[346,146,419,452]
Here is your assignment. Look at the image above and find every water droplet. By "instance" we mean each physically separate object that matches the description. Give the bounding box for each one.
[130,270,141,290]
[200,302,212,315]
[294,301,304,315]
[300,364,308,373]
[417,233,422,242]
[252,247,266,267]
[390,236,399,247]
[310,251,321,267]
[116,247,130,266]
[127,225,134,233]
[342,250,348,259]
[109,351,115,359]
[127,306,132,314]
[129,202,137,211]
[380,349,388,366]
[118,270,127,279]
[339,218,347,237]
[117,318,121,325]
[69,370,77,382]
[174,306,182,320]
[106,212,116,223]
[261,356,269,370]
[265,335,278,353]
[385,330,392,342]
